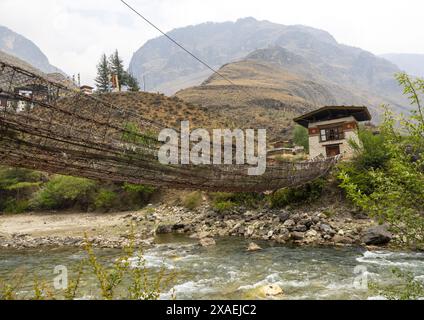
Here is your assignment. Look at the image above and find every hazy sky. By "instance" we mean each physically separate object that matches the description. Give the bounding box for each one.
[0,0,423,85]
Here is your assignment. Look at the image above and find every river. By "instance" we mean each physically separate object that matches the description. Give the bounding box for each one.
[1,234,423,300]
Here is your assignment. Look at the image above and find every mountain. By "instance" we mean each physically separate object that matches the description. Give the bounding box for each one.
[0,50,76,89]
[0,25,63,74]
[175,46,392,138]
[129,18,404,103]
[380,53,424,78]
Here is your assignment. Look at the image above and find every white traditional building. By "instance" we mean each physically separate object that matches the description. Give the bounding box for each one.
[293,106,372,159]
[80,85,94,95]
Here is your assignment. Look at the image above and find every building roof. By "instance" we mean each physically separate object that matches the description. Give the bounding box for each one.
[80,85,94,90]
[293,106,372,128]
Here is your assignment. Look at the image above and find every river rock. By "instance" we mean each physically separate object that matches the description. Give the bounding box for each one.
[278,211,290,223]
[260,284,284,297]
[333,235,353,244]
[362,226,392,245]
[190,231,211,239]
[290,214,300,223]
[172,223,186,231]
[299,218,313,228]
[290,232,304,241]
[283,219,295,229]
[320,224,336,236]
[247,242,262,252]
[293,224,308,232]
[244,226,255,237]
[305,229,318,238]
[312,216,320,224]
[155,224,173,234]
[199,237,216,247]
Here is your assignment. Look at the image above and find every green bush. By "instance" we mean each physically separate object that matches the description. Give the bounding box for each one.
[336,127,390,196]
[354,128,390,170]
[339,73,424,249]
[30,175,97,210]
[268,178,326,208]
[293,125,309,152]
[94,189,118,212]
[210,192,263,209]
[122,183,155,195]
[182,191,202,210]
[121,183,156,210]
[3,198,30,214]
[0,167,43,212]
[369,268,424,300]
[212,200,236,213]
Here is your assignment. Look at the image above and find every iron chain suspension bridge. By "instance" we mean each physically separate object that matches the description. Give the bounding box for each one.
[0,57,339,192]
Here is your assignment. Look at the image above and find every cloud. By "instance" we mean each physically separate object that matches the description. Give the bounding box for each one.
[0,0,423,86]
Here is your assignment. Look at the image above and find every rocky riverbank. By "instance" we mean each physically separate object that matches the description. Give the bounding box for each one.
[0,204,393,250]
[152,204,392,248]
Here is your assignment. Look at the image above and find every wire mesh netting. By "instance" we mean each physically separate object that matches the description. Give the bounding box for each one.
[0,59,338,192]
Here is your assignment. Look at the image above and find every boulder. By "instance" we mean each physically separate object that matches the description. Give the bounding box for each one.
[333,235,353,244]
[362,226,392,245]
[247,242,262,252]
[260,284,284,297]
[293,224,308,232]
[311,216,320,224]
[283,219,295,229]
[172,223,186,231]
[155,224,174,234]
[299,218,313,228]
[276,230,291,242]
[278,211,290,223]
[290,214,301,223]
[305,229,318,238]
[244,226,255,237]
[290,232,304,241]
[320,223,336,236]
[199,237,216,247]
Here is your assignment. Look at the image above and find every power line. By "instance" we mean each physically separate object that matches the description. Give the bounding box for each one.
[119,0,252,94]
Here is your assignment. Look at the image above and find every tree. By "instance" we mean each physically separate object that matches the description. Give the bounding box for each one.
[293,125,309,152]
[95,54,110,93]
[339,73,424,250]
[125,73,140,92]
[109,50,126,91]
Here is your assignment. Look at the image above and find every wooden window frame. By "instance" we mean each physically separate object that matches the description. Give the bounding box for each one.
[319,126,344,142]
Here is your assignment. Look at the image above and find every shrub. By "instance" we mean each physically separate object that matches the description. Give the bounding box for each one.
[353,128,390,170]
[121,183,156,209]
[369,268,424,300]
[3,198,30,214]
[0,167,43,213]
[94,189,118,212]
[293,125,309,152]
[212,200,236,213]
[268,178,326,208]
[339,73,424,249]
[210,192,263,209]
[182,191,202,210]
[30,175,96,210]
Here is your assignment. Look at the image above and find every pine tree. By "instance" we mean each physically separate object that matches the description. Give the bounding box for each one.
[109,50,126,91]
[95,54,110,93]
[125,73,140,92]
